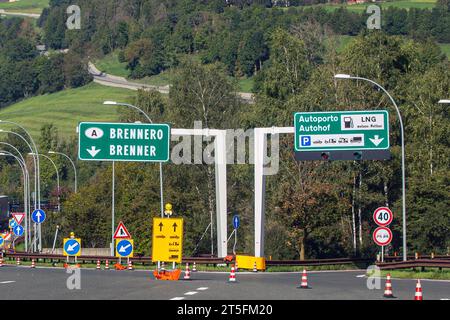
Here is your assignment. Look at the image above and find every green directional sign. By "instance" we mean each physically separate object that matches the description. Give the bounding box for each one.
[78,122,170,162]
[294,110,389,151]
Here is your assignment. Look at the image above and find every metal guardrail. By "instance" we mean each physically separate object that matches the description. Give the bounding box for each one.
[376,259,450,270]
[384,255,450,262]
[3,252,374,267]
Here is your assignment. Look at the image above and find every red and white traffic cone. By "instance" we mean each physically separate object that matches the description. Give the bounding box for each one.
[192,261,197,272]
[253,261,258,273]
[161,261,165,270]
[383,274,395,298]
[0,257,3,267]
[414,279,423,300]
[298,269,311,289]
[105,260,109,270]
[96,260,101,270]
[184,263,191,280]
[16,257,21,266]
[128,260,133,270]
[31,259,36,268]
[228,265,236,283]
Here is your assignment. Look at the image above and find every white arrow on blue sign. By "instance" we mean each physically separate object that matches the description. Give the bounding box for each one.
[13,225,24,237]
[116,239,133,257]
[64,239,81,255]
[9,219,18,228]
[31,209,46,224]
[233,215,240,229]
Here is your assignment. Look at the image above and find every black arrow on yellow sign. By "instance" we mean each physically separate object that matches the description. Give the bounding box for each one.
[159,222,164,232]
[172,223,178,232]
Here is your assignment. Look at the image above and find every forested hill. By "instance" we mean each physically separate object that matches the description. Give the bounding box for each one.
[39,0,450,80]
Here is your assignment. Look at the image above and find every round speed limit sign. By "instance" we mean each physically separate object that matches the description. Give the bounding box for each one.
[373,207,393,227]
[373,227,393,246]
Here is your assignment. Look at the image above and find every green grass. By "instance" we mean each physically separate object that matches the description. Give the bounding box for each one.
[94,52,130,78]
[438,43,450,58]
[378,269,450,280]
[0,83,135,140]
[0,0,49,14]
[134,71,173,87]
[237,77,255,93]
[304,0,437,12]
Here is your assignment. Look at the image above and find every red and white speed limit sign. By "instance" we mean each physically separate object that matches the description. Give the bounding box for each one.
[373,207,393,227]
[373,227,393,246]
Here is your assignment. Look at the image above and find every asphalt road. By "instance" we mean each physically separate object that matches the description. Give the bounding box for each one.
[0,266,448,300]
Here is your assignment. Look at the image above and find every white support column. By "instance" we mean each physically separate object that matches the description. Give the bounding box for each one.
[214,130,228,257]
[254,127,294,258]
[254,128,266,257]
[171,129,228,258]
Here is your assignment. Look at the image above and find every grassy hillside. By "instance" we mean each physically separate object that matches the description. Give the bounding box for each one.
[0,0,49,14]
[304,0,437,12]
[0,83,135,139]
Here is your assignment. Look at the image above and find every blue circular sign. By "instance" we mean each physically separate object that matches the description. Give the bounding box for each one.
[9,219,18,228]
[233,215,240,229]
[64,239,81,256]
[32,209,46,224]
[116,239,133,257]
[13,225,24,237]
[0,236,4,246]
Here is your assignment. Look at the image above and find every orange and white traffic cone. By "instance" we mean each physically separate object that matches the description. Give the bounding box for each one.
[192,261,197,272]
[184,263,191,280]
[297,269,311,289]
[414,279,423,300]
[253,261,258,273]
[16,257,21,266]
[31,259,36,268]
[228,265,237,283]
[96,260,101,270]
[128,260,133,270]
[383,274,395,298]
[105,260,109,270]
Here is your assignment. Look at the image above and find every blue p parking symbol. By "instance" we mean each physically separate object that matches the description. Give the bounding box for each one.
[301,136,311,147]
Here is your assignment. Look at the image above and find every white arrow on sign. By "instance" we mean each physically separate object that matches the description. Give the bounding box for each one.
[87,146,101,157]
[15,226,21,234]
[35,212,42,223]
[369,135,384,146]
[118,243,132,253]
[67,242,79,251]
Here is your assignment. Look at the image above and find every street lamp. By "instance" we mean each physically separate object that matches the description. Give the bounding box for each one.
[0,150,30,252]
[103,100,165,217]
[334,74,408,262]
[48,151,77,193]
[0,129,39,212]
[0,121,41,211]
[30,153,61,212]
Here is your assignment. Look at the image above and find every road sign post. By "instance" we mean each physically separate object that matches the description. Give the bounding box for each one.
[78,122,170,162]
[152,218,183,264]
[373,207,394,262]
[294,111,389,158]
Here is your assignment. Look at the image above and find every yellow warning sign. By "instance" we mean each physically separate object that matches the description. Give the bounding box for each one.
[152,217,183,263]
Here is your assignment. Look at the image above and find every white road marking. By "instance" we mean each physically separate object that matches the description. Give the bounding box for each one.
[440,298,450,300]
[184,291,198,296]
[356,275,366,278]
[197,287,209,291]
[170,297,185,300]
[0,281,15,284]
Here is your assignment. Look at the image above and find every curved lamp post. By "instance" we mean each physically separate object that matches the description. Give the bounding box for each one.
[334,74,407,262]
[48,151,77,193]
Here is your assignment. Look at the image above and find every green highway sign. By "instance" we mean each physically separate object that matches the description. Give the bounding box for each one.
[78,122,170,162]
[294,110,389,151]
